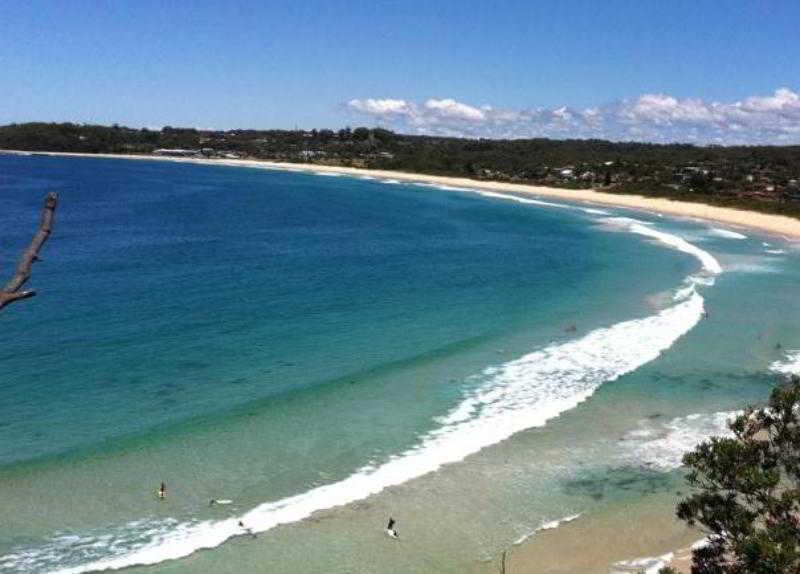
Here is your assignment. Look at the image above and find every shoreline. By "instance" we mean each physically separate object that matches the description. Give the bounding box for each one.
[0,149,781,573]
[4,149,800,241]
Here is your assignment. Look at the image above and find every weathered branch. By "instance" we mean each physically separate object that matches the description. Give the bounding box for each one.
[0,192,58,310]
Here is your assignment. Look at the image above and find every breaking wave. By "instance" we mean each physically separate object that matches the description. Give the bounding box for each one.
[612,551,675,574]
[2,211,721,574]
[512,513,582,545]
[771,350,800,377]
[709,227,747,240]
[620,411,739,471]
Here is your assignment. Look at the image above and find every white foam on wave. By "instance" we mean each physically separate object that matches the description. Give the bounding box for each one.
[381,178,401,184]
[474,189,571,210]
[771,350,800,376]
[620,411,739,471]
[611,551,674,573]
[314,171,342,177]
[673,275,716,302]
[616,219,722,275]
[413,182,476,193]
[765,248,786,255]
[601,216,654,227]
[709,227,747,240]
[0,519,180,574]
[49,290,706,573]
[513,513,581,545]
[620,349,800,473]
[414,184,614,217]
[725,261,780,274]
[27,224,720,574]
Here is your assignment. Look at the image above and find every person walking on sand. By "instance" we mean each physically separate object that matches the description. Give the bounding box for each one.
[385,517,398,539]
[158,482,166,500]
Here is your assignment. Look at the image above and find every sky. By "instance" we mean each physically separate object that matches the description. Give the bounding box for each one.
[1,0,799,144]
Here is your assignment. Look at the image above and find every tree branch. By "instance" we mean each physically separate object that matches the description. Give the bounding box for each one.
[0,192,58,310]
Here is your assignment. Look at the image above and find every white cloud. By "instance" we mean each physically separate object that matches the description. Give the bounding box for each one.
[346,88,800,145]
[739,87,799,113]
[422,98,486,121]
[347,98,415,118]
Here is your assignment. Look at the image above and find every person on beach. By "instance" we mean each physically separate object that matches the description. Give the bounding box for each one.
[158,482,166,500]
[385,517,398,539]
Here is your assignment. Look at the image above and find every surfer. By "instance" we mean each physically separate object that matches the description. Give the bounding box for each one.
[239,520,257,539]
[158,482,166,500]
[385,517,398,539]
[209,499,218,507]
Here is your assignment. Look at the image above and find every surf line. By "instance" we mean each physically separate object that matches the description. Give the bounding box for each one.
[49,223,721,574]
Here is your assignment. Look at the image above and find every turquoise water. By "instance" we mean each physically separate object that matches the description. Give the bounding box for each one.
[0,155,798,573]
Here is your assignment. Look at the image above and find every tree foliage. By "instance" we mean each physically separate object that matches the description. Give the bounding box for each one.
[675,378,800,573]
[2,122,800,217]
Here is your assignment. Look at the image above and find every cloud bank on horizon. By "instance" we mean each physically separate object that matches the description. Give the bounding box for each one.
[347,88,800,145]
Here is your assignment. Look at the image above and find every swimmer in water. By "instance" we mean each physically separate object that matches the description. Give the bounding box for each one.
[158,482,166,500]
[238,520,257,539]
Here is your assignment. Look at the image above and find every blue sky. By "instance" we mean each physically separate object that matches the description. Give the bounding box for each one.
[1,0,799,143]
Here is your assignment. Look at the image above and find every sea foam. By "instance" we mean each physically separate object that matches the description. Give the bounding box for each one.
[13,221,720,574]
[512,513,581,545]
[612,551,675,573]
[620,411,739,471]
[474,189,572,209]
[709,227,747,240]
[771,350,800,377]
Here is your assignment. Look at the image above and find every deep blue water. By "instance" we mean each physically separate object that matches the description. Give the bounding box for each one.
[0,155,681,466]
[1,154,797,574]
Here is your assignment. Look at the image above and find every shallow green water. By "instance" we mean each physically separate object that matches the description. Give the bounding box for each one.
[0,155,797,573]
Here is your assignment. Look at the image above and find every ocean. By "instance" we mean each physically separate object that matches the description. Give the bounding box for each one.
[0,154,798,573]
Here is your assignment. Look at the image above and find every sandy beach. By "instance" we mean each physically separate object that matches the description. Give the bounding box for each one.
[0,150,780,573]
[472,494,700,574]
[5,150,800,241]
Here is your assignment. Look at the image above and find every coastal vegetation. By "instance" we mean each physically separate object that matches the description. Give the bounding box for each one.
[2,123,800,217]
[665,377,800,573]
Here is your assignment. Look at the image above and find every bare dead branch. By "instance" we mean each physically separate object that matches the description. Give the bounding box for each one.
[0,192,58,310]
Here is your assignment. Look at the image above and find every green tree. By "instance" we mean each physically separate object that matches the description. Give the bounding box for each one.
[674,377,800,573]
[352,127,370,141]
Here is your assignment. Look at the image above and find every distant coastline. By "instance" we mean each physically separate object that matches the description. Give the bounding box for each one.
[4,149,800,241]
